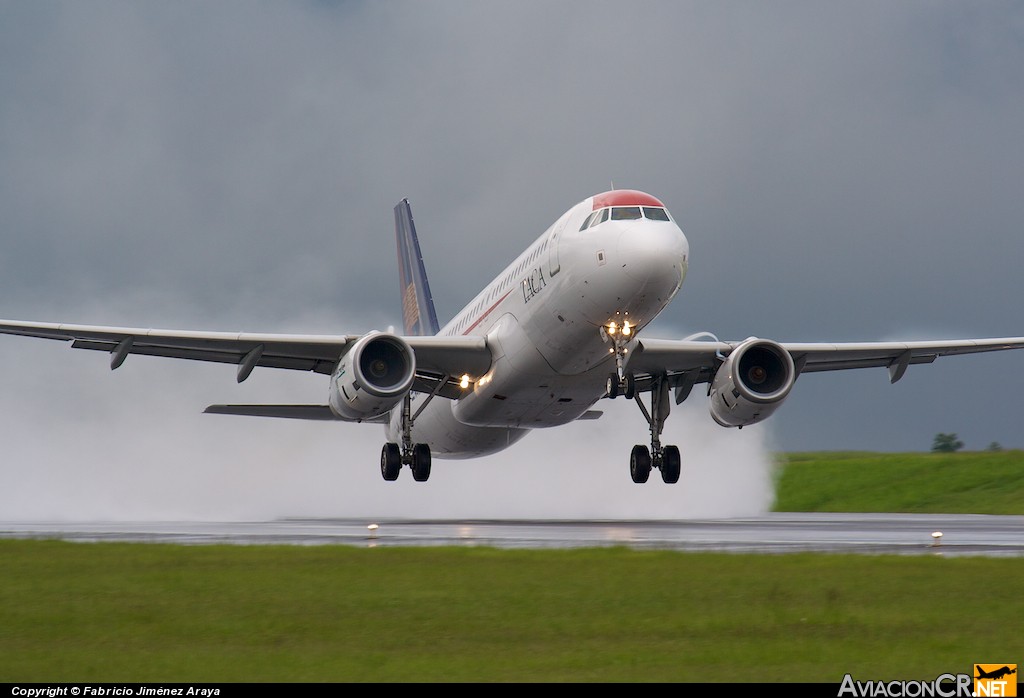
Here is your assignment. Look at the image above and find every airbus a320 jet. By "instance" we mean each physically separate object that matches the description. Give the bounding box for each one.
[3,190,1023,484]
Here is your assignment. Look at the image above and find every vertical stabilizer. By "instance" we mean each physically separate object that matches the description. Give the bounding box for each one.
[394,199,441,336]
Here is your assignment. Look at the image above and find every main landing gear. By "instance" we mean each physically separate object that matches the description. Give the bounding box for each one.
[380,390,434,482]
[380,441,431,482]
[629,375,680,484]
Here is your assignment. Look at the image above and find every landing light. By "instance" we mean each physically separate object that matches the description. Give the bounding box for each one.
[607,321,618,336]
[622,321,632,336]
[460,374,470,389]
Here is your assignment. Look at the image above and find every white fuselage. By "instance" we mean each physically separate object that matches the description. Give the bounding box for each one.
[385,190,690,458]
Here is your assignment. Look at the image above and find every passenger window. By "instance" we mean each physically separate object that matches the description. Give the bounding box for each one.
[611,207,642,221]
[643,207,670,221]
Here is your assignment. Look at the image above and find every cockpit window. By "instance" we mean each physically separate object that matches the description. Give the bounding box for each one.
[582,206,671,230]
[610,206,642,221]
[585,205,655,229]
[643,207,670,221]
[579,211,598,231]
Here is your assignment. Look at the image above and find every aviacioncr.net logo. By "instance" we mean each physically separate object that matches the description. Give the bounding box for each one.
[838,673,973,697]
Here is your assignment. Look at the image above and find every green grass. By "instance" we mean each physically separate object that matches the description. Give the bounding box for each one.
[4,451,1023,682]
[1,539,1020,682]
[773,450,1024,514]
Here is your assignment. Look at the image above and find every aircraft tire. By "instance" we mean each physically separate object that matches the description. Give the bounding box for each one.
[630,444,651,483]
[411,443,432,482]
[661,445,681,484]
[381,442,401,481]
[623,373,636,400]
[606,373,619,399]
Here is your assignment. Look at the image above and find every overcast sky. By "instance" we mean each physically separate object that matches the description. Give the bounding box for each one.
[1,1,1022,521]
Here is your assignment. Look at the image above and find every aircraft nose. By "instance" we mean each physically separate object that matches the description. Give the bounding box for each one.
[616,220,689,290]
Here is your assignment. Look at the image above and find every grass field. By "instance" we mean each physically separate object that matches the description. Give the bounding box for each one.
[1,539,1021,683]
[773,450,1024,514]
[3,451,1021,683]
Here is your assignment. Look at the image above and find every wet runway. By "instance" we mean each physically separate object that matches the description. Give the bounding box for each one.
[2,513,1023,556]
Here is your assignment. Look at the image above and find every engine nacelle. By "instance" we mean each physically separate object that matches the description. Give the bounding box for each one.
[709,338,796,428]
[329,332,415,421]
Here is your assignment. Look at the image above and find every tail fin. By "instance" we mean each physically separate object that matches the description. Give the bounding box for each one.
[394,199,440,336]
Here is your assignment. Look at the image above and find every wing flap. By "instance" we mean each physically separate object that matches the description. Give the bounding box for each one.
[796,354,937,374]
[411,371,466,400]
[71,339,335,373]
[204,404,388,423]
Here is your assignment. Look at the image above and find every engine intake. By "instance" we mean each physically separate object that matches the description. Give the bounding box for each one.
[709,338,796,428]
[329,332,415,420]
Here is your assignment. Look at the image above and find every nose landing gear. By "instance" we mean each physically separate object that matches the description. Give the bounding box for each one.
[602,322,637,400]
[606,371,636,400]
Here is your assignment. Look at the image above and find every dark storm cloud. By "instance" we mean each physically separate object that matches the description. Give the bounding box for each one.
[1,2,1022,519]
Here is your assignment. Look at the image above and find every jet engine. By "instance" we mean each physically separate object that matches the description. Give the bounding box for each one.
[329,332,416,420]
[709,338,796,428]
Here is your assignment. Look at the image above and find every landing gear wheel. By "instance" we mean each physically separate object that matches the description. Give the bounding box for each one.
[411,443,432,482]
[630,444,652,483]
[606,373,619,399]
[381,442,401,481]
[660,445,681,484]
[623,373,636,400]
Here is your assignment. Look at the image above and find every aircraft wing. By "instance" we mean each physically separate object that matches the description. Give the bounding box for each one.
[0,319,491,390]
[628,335,1024,399]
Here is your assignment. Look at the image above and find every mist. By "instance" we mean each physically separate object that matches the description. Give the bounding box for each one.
[0,323,776,521]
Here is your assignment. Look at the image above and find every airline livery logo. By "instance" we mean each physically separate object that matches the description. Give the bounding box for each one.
[974,665,1017,697]
[402,282,420,333]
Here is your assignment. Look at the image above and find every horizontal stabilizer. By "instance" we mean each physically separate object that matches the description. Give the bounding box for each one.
[204,404,387,423]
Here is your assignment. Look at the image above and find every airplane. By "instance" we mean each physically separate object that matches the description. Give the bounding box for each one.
[3,189,1024,484]
[975,666,1016,681]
